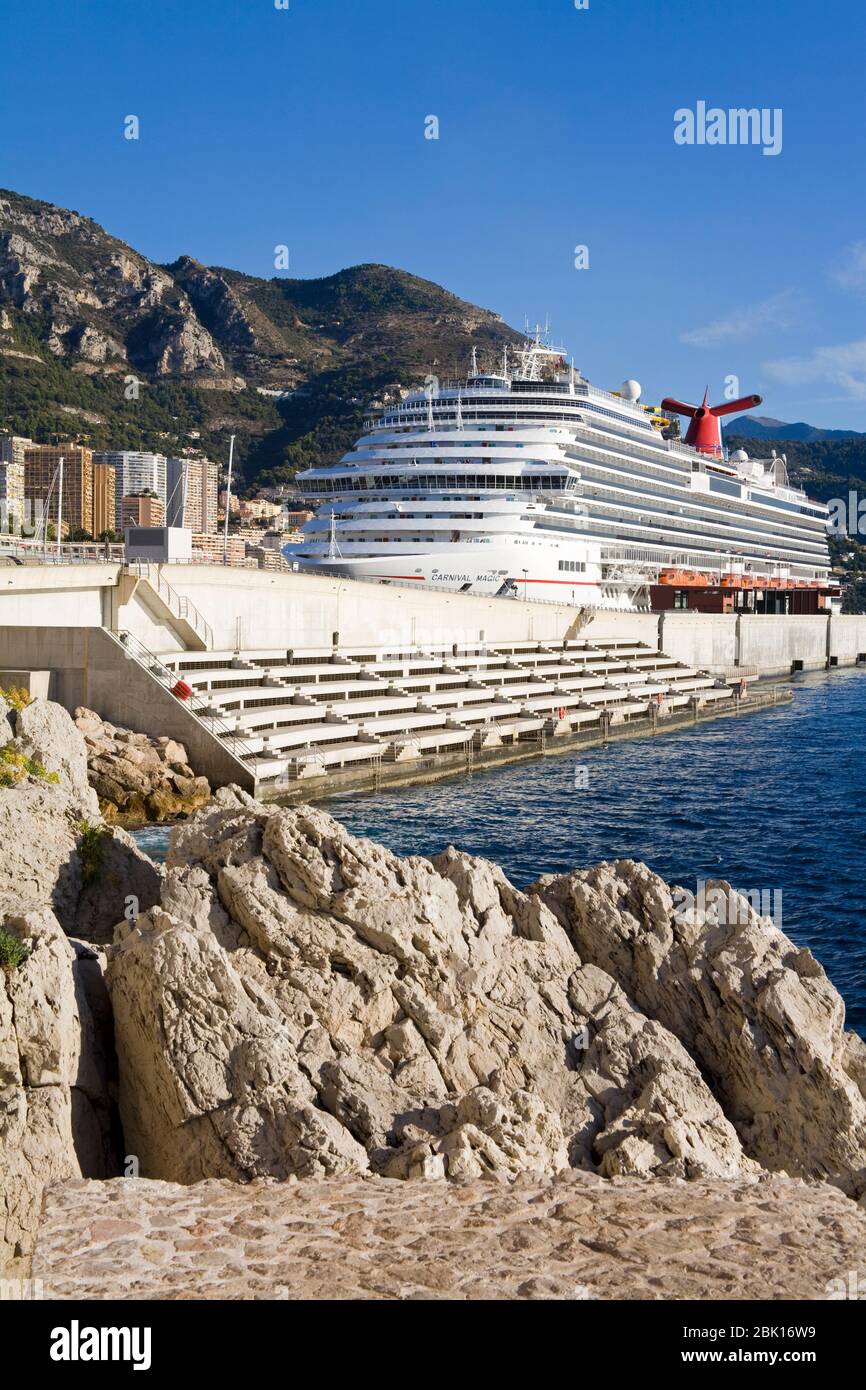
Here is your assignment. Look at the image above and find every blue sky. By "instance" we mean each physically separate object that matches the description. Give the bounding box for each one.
[3,0,866,427]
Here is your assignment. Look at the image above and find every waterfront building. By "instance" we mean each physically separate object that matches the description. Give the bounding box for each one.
[191,531,246,563]
[167,456,219,532]
[0,432,29,532]
[92,462,117,538]
[24,443,93,536]
[121,494,165,528]
[92,451,167,530]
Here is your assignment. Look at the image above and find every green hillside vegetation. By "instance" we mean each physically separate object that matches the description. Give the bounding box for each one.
[726,434,866,505]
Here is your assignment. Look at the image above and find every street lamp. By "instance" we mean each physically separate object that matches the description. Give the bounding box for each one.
[522,568,528,602]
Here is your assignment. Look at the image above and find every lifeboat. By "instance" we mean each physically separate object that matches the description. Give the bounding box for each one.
[658,568,712,587]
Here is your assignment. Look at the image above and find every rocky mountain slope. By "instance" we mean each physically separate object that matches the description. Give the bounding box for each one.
[2,702,865,1290]
[0,188,522,485]
[724,415,866,443]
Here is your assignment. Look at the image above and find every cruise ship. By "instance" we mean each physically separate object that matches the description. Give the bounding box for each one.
[289,328,833,612]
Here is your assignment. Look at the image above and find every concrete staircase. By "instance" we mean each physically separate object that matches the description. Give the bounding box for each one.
[123,564,214,650]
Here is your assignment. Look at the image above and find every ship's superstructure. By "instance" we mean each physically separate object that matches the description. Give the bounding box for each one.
[289,328,832,611]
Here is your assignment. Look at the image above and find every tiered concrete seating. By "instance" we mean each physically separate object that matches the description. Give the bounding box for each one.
[160,636,736,786]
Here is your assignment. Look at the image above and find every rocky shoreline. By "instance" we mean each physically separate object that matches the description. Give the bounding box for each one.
[2,697,865,1296]
[73,707,211,825]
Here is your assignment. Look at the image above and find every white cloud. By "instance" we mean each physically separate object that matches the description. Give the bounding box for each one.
[763,337,866,399]
[828,240,866,293]
[680,289,802,348]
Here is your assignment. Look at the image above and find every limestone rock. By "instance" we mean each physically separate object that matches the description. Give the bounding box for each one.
[169,257,258,350]
[0,910,118,1271]
[106,801,757,1186]
[74,708,210,823]
[13,698,99,816]
[0,779,161,940]
[107,907,368,1183]
[0,693,13,747]
[536,860,866,1197]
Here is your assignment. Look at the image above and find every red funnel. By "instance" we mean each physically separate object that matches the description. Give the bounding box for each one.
[661,390,762,455]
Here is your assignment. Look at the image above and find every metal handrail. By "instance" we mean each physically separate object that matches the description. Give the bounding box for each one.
[126,562,214,648]
[0,540,125,564]
[107,628,259,764]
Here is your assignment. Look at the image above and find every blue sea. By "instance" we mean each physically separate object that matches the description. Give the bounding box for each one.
[133,669,866,1036]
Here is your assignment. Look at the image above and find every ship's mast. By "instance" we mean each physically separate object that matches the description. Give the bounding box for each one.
[327,508,342,560]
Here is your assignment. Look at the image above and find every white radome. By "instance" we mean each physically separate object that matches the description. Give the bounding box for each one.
[619,379,641,401]
[731,448,749,462]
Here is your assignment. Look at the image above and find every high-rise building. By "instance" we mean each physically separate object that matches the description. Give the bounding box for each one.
[121,494,165,529]
[24,444,94,536]
[166,457,219,533]
[0,431,29,533]
[92,451,167,530]
[92,463,117,538]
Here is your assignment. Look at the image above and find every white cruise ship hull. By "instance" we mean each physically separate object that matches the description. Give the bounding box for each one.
[293,544,637,609]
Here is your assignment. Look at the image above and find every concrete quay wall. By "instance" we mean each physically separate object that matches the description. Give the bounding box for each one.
[658,612,866,677]
[2,564,866,677]
[0,625,254,789]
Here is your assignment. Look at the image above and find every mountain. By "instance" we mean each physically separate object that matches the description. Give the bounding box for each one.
[0,188,523,486]
[723,415,866,442]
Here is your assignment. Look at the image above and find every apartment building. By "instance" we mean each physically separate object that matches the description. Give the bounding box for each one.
[166,456,218,532]
[23,443,93,535]
[0,431,29,532]
[92,462,117,537]
[92,451,167,530]
[121,494,165,529]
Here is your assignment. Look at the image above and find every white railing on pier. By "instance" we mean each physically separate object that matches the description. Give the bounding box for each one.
[125,562,214,649]
[0,540,125,564]
[106,629,258,765]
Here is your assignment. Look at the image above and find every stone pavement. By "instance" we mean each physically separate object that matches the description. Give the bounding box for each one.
[31,1170,866,1300]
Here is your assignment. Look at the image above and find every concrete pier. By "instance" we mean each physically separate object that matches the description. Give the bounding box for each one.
[0,562,862,801]
[2,563,865,676]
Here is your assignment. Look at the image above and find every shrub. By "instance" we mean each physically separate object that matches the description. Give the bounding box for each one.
[0,746,60,788]
[0,686,34,712]
[0,927,28,971]
[77,821,106,887]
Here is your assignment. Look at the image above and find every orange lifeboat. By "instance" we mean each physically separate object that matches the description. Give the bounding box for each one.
[658,568,712,587]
